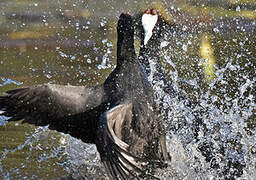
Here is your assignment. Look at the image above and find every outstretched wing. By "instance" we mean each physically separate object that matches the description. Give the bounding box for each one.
[0,84,106,141]
[97,103,162,180]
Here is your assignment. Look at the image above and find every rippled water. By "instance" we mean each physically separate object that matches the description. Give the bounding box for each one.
[0,0,256,179]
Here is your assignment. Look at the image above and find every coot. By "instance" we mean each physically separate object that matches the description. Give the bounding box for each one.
[138,8,177,97]
[0,13,169,179]
[138,9,202,141]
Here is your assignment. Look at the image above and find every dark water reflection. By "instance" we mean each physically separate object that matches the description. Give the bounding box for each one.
[0,0,255,179]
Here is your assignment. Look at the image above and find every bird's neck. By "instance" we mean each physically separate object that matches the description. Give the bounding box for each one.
[139,38,161,76]
[117,32,136,66]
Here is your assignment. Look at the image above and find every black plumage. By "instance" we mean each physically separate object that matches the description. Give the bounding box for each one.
[0,13,169,179]
[136,9,202,144]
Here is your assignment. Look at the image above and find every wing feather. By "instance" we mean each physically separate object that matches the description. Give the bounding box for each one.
[97,103,161,180]
[0,84,106,139]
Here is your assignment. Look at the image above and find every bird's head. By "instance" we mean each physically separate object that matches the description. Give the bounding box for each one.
[141,8,159,45]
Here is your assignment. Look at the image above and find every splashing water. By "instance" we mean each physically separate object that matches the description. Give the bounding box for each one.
[1,28,255,180]
[0,78,23,87]
[62,27,255,179]
[142,26,256,179]
[0,1,256,179]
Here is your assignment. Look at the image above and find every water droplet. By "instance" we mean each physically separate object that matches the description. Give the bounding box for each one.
[161,41,169,48]
[236,6,240,11]
[71,56,75,60]
[182,44,187,52]
[213,27,219,33]
[46,74,52,79]
[102,38,107,44]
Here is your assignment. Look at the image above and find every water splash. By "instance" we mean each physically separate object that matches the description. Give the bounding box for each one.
[144,30,256,179]
[0,78,23,87]
[0,1,255,179]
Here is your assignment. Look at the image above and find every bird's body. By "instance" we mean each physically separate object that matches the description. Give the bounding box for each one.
[139,9,176,96]
[138,9,202,143]
[0,13,168,179]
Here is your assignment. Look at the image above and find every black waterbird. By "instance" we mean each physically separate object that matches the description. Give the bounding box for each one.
[137,9,202,140]
[0,13,169,180]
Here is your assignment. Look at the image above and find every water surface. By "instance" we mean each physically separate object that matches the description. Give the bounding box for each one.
[0,0,255,179]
